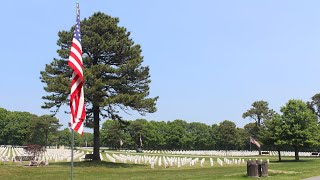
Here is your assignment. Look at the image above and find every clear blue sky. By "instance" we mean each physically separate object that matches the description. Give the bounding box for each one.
[1,0,320,130]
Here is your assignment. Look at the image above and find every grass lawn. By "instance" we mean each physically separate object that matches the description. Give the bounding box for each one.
[0,155,319,180]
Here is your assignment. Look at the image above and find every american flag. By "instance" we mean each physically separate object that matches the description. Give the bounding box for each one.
[250,136,261,148]
[68,4,86,135]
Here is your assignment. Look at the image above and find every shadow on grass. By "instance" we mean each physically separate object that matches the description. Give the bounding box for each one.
[51,161,146,168]
[270,159,311,163]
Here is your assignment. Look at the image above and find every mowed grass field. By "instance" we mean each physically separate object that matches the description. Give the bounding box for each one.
[0,151,320,180]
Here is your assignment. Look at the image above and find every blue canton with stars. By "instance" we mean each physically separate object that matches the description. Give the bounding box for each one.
[74,7,81,42]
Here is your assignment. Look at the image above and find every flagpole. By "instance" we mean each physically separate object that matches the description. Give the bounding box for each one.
[71,3,79,180]
[71,128,74,180]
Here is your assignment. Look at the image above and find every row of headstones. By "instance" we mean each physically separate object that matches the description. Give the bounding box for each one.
[6,147,316,159]
[10,147,87,162]
[0,147,12,162]
[0,147,93,163]
[121,149,316,157]
[108,153,200,168]
[66,151,85,162]
[120,149,260,156]
[106,153,254,168]
[0,147,10,157]
[13,147,72,162]
[0,147,41,165]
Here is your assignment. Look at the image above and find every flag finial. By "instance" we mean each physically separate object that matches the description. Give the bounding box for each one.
[76,3,80,15]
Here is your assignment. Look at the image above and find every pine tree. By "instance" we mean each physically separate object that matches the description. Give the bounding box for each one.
[40,12,158,160]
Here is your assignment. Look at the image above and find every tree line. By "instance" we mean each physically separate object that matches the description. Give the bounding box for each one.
[1,96,320,162]
[101,119,250,151]
[101,98,320,162]
[0,108,93,147]
[242,98,320,161]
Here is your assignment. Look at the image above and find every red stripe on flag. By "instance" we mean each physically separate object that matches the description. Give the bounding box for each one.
[68,61,83,81]
[71,42,82,55]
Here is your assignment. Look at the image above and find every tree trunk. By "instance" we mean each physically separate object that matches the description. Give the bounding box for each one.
[93,105,101,161]
[277,149,281,161]
[257,116,261,126]
[294,146,299,161]
[45,131,48,148]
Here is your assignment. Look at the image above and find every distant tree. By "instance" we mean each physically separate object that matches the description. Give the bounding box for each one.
[28,117,46,146]
[82,132,94,147]
[308,93,320,122]
[100,120,125,149]
[41,115,61,147]
[151,121,167,149]
[243,100,275,126]
[217,120,238,151]
[210,124,219,150]
[235,127,248,150]
[40,12,158,160]
[279,100,320,161]
[121,131,134,149]
[28,115,61,147]
[144,121,166,149]
[0,108,8,145]
[188,122,212,150]
[243,123,260,139]
[244,122,265,154]
[263,113,284,161]
[72,132,93,147]
[57,128,72,147]
[166,120,188,150]
[4,111,36,145]
[127,119,148,149]
[0,108,7,118]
